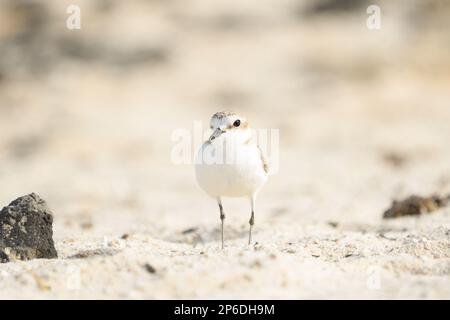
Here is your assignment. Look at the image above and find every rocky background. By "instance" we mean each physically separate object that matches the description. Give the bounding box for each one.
[0,0,449,298]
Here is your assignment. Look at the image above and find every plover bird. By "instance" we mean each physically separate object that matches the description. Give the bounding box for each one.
[195,111,269,249]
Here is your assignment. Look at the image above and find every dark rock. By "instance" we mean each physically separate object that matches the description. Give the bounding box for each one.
[0,193,57,262]
[383,194,450,219]
[143,263,156,274]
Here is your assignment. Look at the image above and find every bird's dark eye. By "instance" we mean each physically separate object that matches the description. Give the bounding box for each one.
[233,119,241,127]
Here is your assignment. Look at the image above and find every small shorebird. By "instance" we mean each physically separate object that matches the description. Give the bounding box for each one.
[195,111,269,249]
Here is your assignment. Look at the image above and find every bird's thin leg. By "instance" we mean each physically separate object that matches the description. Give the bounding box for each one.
[248,195,255,245]
[217,198,225,249]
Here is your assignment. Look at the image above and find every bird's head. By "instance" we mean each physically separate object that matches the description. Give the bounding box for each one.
[208,111,251,144]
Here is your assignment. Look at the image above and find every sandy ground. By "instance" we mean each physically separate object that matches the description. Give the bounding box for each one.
[0,0,449,299]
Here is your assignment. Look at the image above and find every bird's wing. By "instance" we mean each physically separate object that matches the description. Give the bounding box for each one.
[257,145,270,175]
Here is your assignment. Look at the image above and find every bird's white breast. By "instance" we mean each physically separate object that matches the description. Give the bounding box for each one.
[195,139,268,198]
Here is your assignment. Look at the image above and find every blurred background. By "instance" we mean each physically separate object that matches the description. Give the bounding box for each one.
[1,0,450,299]
[0,0,449,243]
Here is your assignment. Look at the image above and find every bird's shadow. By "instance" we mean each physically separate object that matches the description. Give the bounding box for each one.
[164,224,250,246]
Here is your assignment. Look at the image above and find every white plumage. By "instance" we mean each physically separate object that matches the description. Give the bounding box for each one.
[195,112,269,248]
